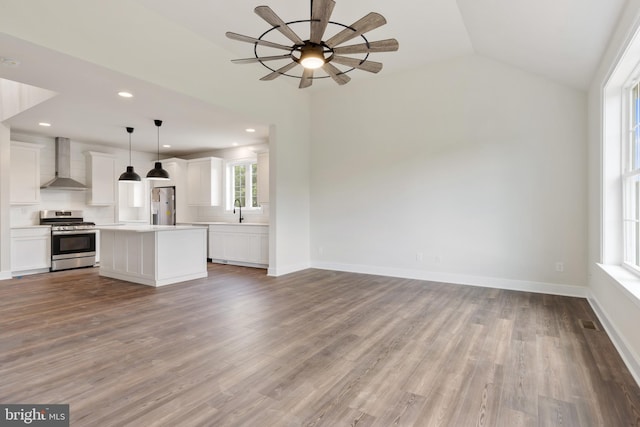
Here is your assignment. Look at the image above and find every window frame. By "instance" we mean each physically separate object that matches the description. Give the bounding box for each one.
[226,158,260,211]
[622,79,640,274]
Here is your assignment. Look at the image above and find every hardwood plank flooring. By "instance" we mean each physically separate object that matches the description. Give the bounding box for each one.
[1,264,639,426]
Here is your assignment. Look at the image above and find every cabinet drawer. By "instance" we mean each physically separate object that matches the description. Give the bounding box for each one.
[11,227,51,238]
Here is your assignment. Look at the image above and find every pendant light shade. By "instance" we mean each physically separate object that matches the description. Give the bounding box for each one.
[146,119,170,180]
[119,127,141,182]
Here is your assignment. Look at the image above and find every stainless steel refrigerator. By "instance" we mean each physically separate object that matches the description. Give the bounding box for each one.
[151,186,176,225]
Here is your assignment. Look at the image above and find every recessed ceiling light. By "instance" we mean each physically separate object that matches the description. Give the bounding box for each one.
[245,128,256,133]
[38,122,51,127]
[232,142,239,146]
[0,57,20,67]
[118,91,133,98]
[162,144,171,148]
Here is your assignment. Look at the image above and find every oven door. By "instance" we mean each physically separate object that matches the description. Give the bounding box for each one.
[51,231,96,259]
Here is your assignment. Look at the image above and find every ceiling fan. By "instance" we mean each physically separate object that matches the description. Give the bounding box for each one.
[226,0,399,89]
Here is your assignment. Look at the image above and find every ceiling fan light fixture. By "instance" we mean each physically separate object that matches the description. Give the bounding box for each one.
[146,119,170,181]
[119,127,141,182]
[300,44,325,69]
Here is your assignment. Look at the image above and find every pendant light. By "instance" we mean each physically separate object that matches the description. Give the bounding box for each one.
[146,119,170,180]
[118,127,141,182]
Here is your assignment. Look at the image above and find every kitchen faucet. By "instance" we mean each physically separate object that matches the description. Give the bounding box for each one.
[233,198,244,223]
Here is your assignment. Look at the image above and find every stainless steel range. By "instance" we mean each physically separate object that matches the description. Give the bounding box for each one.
[40,210,96,271]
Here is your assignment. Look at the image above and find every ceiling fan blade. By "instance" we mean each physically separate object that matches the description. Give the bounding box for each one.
[331,56,383,73]
[322,63,351,85]
[255,6,304,45]
[260,61,299,81]
[299,68,314,89]
[310,0,335,44]
[232,54,292,64]
[325,12,387,48]
[332,39,399,55]
[226,32,293,51]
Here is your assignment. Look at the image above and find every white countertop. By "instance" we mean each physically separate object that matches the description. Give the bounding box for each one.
[96,224,208,232]
[11,225,51,229]
[189,221,269,226]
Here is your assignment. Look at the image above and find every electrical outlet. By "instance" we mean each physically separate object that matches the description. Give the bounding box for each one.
[555,262,564,272]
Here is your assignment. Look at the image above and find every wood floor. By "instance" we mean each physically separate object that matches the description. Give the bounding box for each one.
[1,264,639,426]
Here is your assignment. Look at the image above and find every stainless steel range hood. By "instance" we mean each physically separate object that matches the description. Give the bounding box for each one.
[40,137,87,191]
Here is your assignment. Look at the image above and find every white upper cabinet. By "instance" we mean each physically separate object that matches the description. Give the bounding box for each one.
[10,141,41,205]
[86,151,116,205]
[118,180,144,208]
[159,158,185,189]
[187,157,222,206]
[159,158,192,223]
[257,151,269,205]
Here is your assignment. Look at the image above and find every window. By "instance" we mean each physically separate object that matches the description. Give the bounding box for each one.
[227,160,258,209]
[623,81,640,271]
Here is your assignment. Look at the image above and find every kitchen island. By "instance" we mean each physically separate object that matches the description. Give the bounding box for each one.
[96,225,208,287]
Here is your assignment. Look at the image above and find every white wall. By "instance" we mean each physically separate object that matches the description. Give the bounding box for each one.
[587,0,640,383]
[310,54,588,294]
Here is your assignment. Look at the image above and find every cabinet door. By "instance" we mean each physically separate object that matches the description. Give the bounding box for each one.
[11,229,51,272]
[87,152,116,205]
[118,181,144,208]
[209,230,225,260]
[187,160,205,205]
[225,233,251,262]
[163,161,180,188]
[187,158,222,206]
[10,142,41,205]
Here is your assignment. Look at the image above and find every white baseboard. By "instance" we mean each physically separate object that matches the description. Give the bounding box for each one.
[588,295,640,387]
[268,262,311,277]
[311,261,589,298]
[0,271,12,280]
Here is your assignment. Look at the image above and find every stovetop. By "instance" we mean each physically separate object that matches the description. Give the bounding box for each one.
[49,222,96,230]
[39,210,95,230]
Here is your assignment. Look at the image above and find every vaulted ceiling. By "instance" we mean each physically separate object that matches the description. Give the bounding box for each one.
[0,0,627,154]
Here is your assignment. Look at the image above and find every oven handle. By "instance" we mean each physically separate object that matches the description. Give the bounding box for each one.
[51,230,98,236]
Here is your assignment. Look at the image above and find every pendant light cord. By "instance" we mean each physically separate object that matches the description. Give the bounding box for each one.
[154,119,163,161]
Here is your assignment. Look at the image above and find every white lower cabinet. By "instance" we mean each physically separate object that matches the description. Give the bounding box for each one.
[208,224,268,268]
[11,227,51,275]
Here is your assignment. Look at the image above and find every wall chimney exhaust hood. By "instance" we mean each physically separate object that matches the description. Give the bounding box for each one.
[40,137,87,191]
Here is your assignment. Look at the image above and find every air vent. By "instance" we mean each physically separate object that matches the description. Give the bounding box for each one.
[580,319,598,330]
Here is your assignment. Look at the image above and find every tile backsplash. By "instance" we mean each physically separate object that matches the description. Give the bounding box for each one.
[11,191,116,226]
